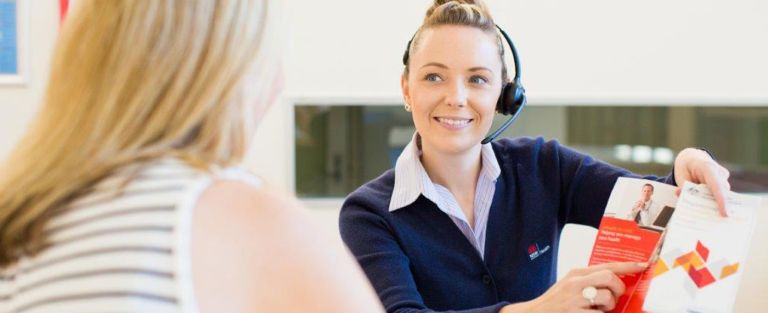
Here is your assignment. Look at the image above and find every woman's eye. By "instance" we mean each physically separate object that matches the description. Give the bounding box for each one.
[424,74,443,82]
[469,75,489,84]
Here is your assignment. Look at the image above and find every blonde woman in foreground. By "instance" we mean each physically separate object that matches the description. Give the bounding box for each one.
[0,1,382,312]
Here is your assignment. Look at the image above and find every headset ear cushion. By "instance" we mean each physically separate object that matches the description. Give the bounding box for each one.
[496,83,512,115]
[512,83,526,107]
[497,82,526,115]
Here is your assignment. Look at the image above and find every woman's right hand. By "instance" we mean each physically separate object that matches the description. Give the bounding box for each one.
[503,262,648,313]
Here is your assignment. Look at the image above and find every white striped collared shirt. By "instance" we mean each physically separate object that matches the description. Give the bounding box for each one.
[389,133,501,258]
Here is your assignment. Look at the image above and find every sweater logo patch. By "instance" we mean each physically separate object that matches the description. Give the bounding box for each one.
[527,243,551,261]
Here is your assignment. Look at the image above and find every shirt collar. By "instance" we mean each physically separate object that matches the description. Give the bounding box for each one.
[389,132,501,212]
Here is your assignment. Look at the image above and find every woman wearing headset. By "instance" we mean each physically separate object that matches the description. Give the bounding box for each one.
[339,1,731,312]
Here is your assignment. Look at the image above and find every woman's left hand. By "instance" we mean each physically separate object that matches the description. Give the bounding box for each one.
[673,148,731,216]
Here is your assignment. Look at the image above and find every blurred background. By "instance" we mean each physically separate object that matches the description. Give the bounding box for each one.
[1,0,766,311]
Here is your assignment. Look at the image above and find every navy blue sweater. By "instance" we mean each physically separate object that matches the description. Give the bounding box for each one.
[339,137,675,313]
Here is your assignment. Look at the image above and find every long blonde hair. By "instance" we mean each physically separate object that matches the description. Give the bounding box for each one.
[0,0,276,267]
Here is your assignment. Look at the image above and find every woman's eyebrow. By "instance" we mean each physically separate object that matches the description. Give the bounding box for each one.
[419,63,494,74]
[469,66,493,73]
[420,62,449,70]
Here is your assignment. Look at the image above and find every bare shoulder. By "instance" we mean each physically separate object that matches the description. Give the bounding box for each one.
[193,180,307,233]
[190,180,383,313]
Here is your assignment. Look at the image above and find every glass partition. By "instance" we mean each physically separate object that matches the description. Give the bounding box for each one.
[294,104,768,198]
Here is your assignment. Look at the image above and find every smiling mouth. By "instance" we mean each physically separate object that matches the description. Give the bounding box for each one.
[434,117,473,128]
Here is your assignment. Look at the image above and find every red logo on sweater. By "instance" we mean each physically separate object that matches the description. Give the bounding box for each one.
[527,243,551,260]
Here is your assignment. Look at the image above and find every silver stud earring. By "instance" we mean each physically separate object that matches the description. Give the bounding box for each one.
[404,102,412,112]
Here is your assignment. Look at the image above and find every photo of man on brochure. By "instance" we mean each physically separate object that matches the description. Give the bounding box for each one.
[627,183,676,228]
[603,180,677,231]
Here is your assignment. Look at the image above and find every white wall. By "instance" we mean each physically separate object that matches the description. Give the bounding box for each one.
[0,2,57,160]
[1,1,766,311]
[278,0,768,103]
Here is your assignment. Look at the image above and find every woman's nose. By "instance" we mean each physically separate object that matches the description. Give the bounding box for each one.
[445,80,468,108]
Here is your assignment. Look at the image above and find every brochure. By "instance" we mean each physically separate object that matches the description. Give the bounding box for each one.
[587,178,761,313]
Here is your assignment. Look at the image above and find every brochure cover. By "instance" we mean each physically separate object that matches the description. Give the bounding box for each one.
[587,177,679,313]
[589,178,763,313]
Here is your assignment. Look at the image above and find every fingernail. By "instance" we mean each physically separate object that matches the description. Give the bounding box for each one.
[637,262,648,268]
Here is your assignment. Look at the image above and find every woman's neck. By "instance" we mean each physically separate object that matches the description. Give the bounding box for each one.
[420,141,483,196]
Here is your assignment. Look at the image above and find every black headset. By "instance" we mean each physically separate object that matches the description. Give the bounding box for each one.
[402,25,526,144]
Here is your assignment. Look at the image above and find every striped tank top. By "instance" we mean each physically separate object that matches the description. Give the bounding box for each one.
[0,158,259,313]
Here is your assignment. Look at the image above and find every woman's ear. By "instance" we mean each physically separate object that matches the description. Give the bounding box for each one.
[401,73,412,106]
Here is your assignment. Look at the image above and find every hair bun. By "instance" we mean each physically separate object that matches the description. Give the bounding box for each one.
[432,0,482,6]
[425,0,491,22]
